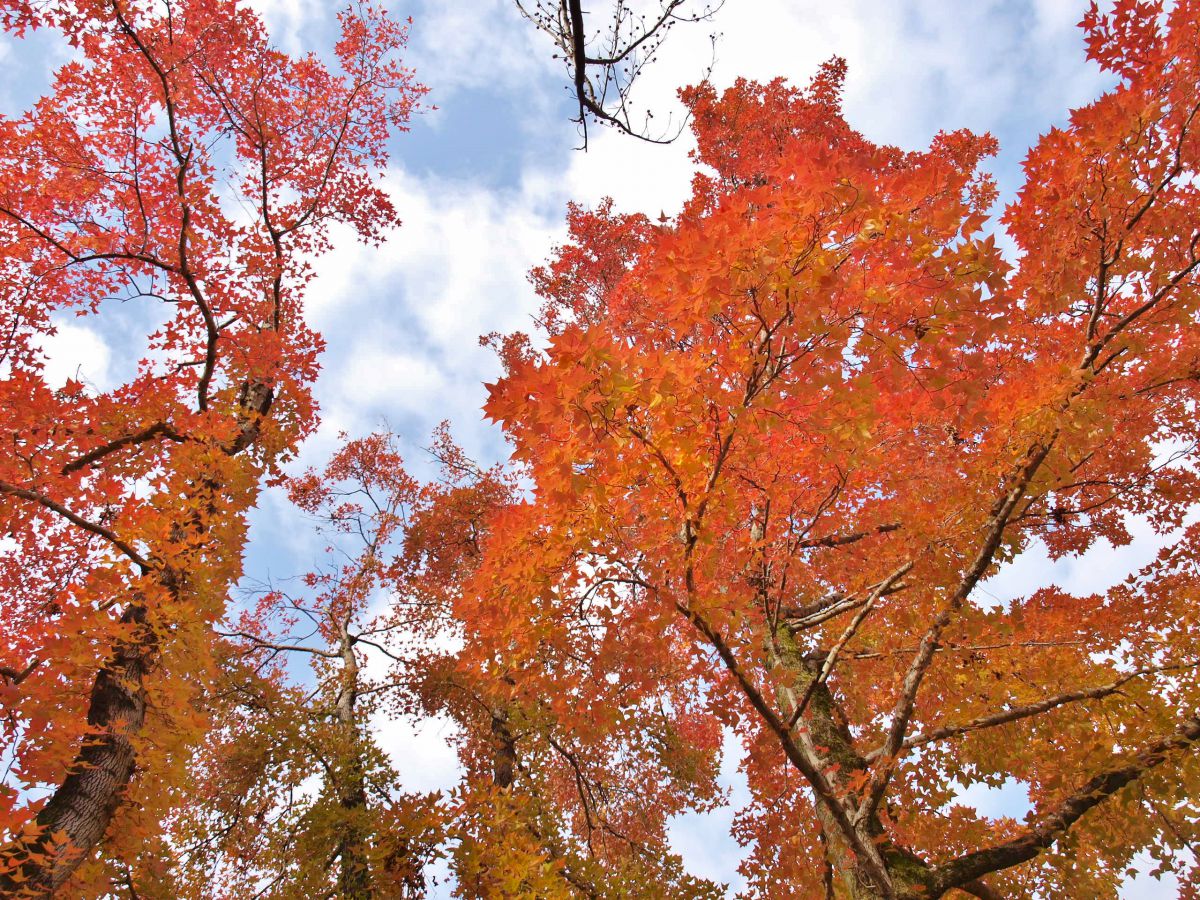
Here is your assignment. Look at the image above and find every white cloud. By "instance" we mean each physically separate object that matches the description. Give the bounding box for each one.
[1030,0,1091,39]
[36,321,112,391]
[555,0,1113,222]
[563,125,695,217]
[406,0,556,98]
[373,712,464,796]
[1122,850,1191,899]
[981,510,1200,609]
[667,728,749,892]
[244,0,326,54]
[702,0,1108,149]
[300,166,564,468]
[953,777,1032,820]
[335,346,449,416]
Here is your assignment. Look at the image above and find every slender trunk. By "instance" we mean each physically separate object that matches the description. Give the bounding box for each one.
[485,707,601,898]
[334,629,372,900]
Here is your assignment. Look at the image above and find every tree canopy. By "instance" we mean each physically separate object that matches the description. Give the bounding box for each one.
[0,0,421,893]
[3,0,1200,898]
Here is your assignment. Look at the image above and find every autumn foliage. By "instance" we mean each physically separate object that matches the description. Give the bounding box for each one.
[479,2,1200,896]
[4,0,1200,898]
[0,0,420,894]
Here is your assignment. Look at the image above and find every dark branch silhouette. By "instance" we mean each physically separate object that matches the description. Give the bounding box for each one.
[515,0,722,147]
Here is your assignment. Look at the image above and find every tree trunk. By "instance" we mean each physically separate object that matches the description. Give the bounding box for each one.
[334,631,373,900]
[770,628,938,900]
[0,386,273,895]
[490,707,518,790]
[0,605,151,898]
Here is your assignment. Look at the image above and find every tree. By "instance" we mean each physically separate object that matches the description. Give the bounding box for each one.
[478,2,1200,896]
[162,433,439,900]
[515,0,721,146]
[0,0,422,894]
[395,431,725,899]
[155,426,719,898]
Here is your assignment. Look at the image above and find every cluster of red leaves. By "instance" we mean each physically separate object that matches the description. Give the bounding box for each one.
[0,0,422,893]
[475,1,1200,895]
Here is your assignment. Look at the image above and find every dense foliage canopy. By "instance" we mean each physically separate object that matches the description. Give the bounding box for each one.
[477,2,1200,895]
[0,0,420,893]
[3,0,1200,898]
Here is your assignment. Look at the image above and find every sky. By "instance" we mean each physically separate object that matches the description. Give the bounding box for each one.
[0,0,1187,895]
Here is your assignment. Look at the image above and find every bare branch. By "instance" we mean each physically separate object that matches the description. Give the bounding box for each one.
[217,629,340,659]
[515,0,721,146]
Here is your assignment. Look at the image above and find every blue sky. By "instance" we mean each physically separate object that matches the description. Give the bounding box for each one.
[1,0,1184,894]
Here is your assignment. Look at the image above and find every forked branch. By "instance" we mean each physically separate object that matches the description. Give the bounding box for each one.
[514,0,721,147]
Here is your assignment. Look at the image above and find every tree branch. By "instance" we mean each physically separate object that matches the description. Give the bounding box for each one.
[0,659,41,685]
[864,660,1200,762]
[796,522,902,550]
[0,480,151,572]
[217,630,340,659]
[788,562,912,727]
[860,439,1056,822]
[930,715,1200,894]
[674,599,894,895]
[61,421,186,475]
